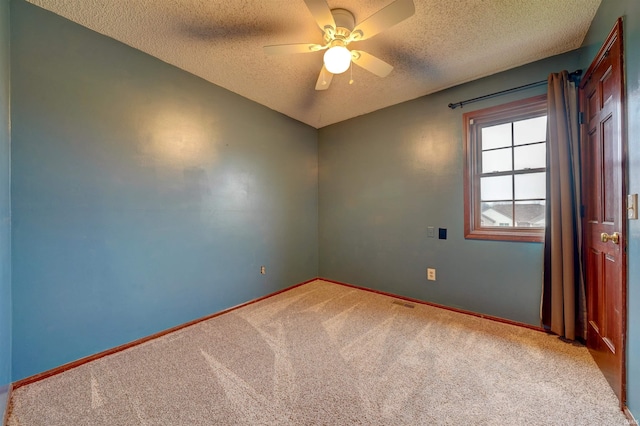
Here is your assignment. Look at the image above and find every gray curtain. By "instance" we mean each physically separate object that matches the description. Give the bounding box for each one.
[541,70,586,341]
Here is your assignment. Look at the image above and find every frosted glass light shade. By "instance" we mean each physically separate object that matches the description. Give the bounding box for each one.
[323,46,351,74]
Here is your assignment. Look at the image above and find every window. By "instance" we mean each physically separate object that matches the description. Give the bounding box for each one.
[463,94,547,242]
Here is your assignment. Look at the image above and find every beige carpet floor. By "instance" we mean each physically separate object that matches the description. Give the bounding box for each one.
[7,280,629,425]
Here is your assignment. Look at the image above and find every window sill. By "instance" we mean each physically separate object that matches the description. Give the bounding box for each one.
[465,229,544,243]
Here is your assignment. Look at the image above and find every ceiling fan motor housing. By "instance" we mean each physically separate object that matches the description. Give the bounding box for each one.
[325,8,355,43]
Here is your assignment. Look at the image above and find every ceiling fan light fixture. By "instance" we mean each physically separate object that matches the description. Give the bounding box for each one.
[323,45,351,74]
[264,0,415,90]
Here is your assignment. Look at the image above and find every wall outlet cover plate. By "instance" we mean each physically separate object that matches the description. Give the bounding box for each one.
[427,268,436,281]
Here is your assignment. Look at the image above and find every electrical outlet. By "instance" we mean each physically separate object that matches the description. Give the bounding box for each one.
[260,266,266,275]
[427,226,435,238]
[427,268,436,281]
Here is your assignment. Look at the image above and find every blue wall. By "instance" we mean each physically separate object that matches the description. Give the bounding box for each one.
[10,0,318,380]
[8,0,639,417]
[580,0,640,416]
[0,0,11,417]
[318,51,581,327]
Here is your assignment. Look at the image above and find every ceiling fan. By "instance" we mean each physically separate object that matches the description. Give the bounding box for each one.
[264,0,415,90]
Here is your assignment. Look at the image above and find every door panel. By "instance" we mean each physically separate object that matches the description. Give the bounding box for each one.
[602,67,615,105]
[602,114,615,223]
[604,252,619,349]
[580,18,626,404]
[586,130,600,222]
[587,90,598,121]
[586,248,601,332]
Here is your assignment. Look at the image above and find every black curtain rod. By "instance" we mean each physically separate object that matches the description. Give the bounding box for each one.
[447,69,582,110]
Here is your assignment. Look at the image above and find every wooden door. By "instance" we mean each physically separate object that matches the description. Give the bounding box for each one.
[580,18,626,404]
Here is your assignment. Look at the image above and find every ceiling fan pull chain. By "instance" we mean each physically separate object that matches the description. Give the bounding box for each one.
[349,62,354,85]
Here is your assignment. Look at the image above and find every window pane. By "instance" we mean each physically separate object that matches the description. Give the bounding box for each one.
[481,123,512,150]
[481,202,513,227]
[515,172,545,199]
[482,147,512,173]
[514,116,547,145]
[514,201,545,227]
[514,143,546,170]
[481,175,512,201]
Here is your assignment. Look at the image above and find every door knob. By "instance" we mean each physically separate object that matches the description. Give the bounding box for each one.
[600,232,620,244]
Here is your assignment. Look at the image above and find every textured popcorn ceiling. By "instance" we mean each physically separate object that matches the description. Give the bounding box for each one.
[27,0,601,128]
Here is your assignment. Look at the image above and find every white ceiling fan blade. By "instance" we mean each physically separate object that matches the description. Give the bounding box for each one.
[315,65,333,90]
[264,43,326,55]
[351,50,394,77]
[303,0,336,33]
[350,0,415,41]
